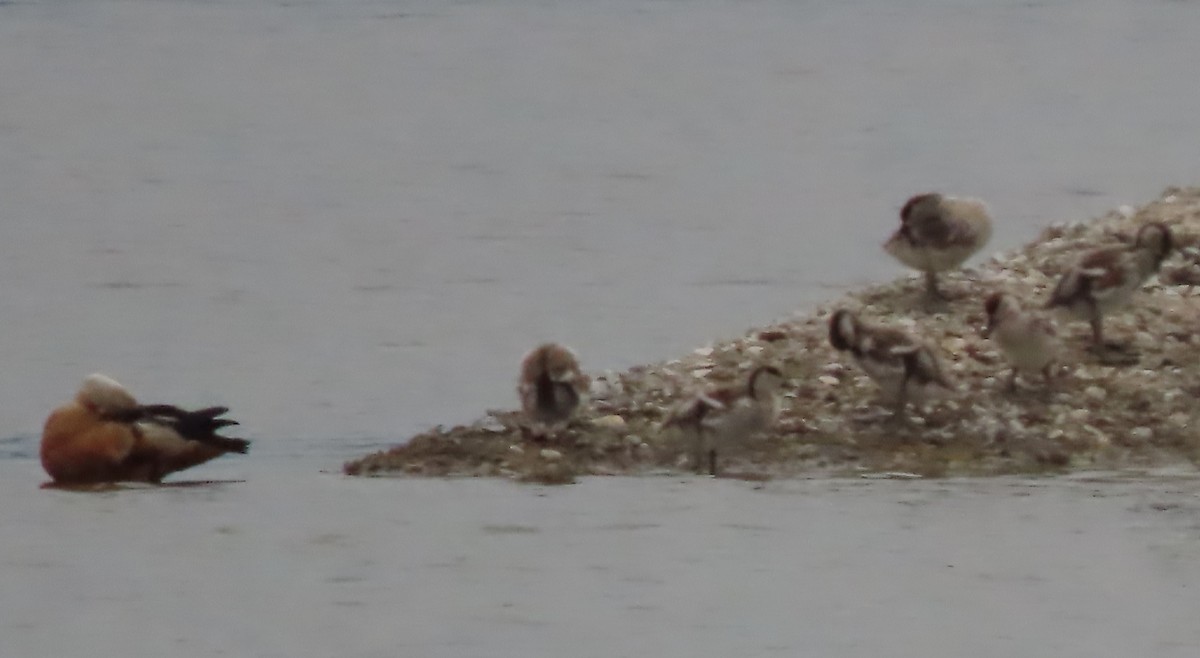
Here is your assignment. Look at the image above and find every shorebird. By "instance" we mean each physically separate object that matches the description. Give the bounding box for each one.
[664,365,785,475]
[1045,221,1173,352]
[518,343,589,436]
[828,309,953,418]
[983,291,1060,391]
[40,374,249,485]
[884,193,993,301]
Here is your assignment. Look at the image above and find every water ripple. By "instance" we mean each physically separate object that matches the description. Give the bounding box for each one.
[0,435,37,460]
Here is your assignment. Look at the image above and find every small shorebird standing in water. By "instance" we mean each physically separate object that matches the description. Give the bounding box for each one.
[828,309,953,419]
[40,373,249,486]
[983,291,1060,391]
[664,365,785,476]
[1045,221,1174,355]
[883,192,993,302]
[518,343,590,438]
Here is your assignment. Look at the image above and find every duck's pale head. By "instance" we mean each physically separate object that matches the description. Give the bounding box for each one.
[75,373,138,415]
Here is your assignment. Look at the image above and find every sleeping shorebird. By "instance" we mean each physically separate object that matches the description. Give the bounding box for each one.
[518,343,589,437]
[1045,221,1173,352]
[664,365,785,476]
[40,374,249,485]
[884,192,993,301]
[983,292,1060,391]
[828,309,953,418]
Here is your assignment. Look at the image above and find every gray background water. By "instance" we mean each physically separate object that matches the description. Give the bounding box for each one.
[3,0,1198,449]
[6,472,1200,657]
[2,1,1200,655]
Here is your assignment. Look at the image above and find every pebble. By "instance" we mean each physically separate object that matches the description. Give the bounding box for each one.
[943,337,968,354]
[540,449,563,461]
[820,362,846,375]
[1129,427,1154,441]
[1083,425,1110,446]
[815,417,840,434]
[593,414,627,429]
[590,378,621,399]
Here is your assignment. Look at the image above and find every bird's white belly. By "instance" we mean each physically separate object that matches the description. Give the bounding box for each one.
[884,238,977,273]
[995,327,1055,372]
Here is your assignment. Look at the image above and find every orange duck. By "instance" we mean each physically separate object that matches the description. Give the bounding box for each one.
[41,374,249,485]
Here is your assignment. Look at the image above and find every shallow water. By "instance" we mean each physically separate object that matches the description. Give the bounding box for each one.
[5,464,1200,657]
[3,0,1200,655]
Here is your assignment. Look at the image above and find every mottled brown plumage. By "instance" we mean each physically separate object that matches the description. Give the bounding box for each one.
[828,309,952,416]
[518,343,589,434]
[1046,221,1173,348]
[884,193,993,299]
[664,366,784,475]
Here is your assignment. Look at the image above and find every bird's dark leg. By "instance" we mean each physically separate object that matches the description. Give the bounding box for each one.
[924,270,941,299]
[889,378,910,423]
[1042,363,1055,387]
[708,449,719,477]
[1087,303,1122,350]
[1086,302,1137,363]
[1089,305,1105,348]
[691,430,707,474]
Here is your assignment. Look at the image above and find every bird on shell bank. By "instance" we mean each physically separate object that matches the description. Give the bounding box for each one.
[664,365,785,476]
[828,309,953,420]
[1045,221,1174,359]
[517,343,590,438]
[40,374,249,486]
[883,192,993,302]
[982,291,1061,391]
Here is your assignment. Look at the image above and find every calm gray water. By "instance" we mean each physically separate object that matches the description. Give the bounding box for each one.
[3,0,1199,446]
[2,0,1200,655]
[4,469,1200,657]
